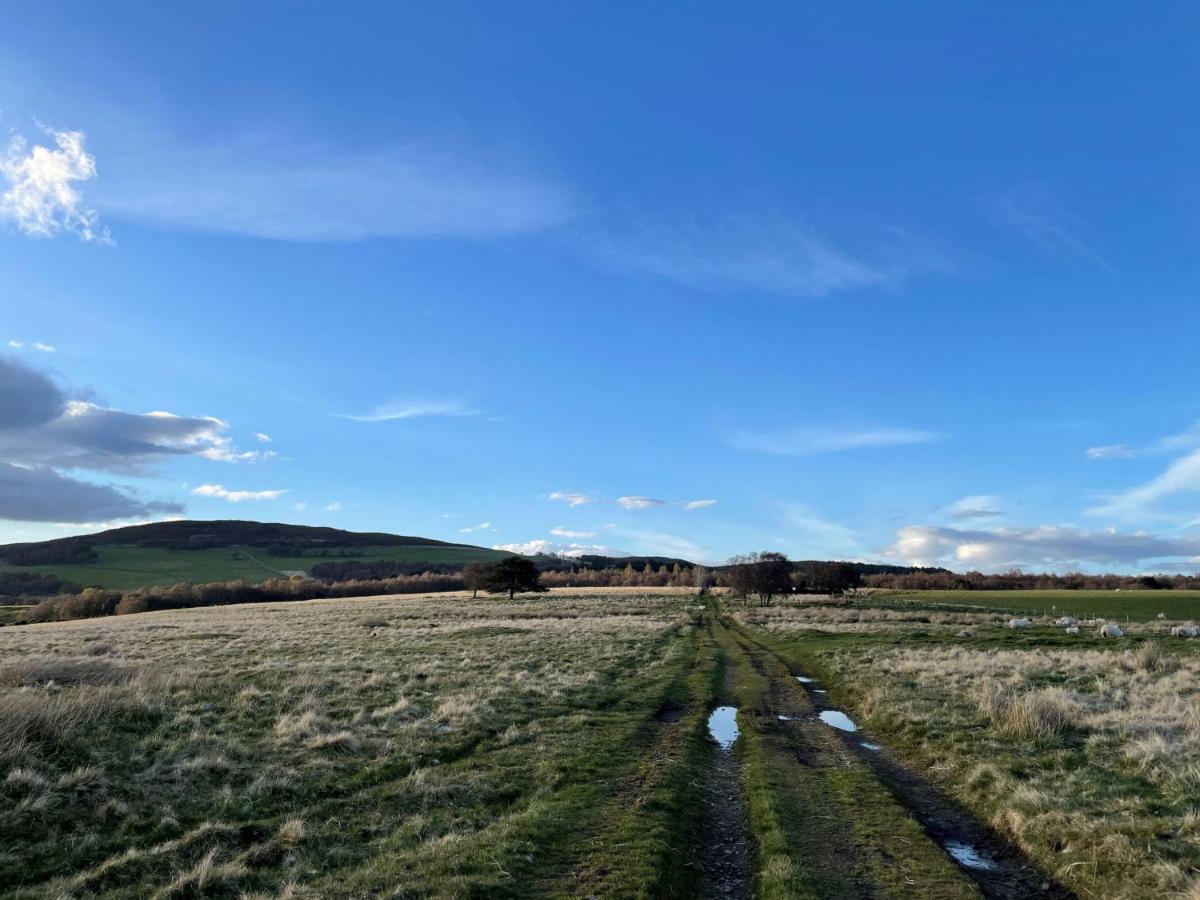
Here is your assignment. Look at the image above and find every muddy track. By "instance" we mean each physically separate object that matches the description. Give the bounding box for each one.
[729,624,1075,900]
[699,655,749,899]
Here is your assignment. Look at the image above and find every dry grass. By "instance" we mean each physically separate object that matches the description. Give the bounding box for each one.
[0,591,689,896]
[753,603,1200,899]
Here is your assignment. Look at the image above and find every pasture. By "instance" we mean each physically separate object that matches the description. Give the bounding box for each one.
[0,544,508,592]
[3,588,1199,898]
[872,588,1200,622]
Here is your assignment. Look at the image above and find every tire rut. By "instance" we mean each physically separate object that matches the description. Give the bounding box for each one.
[731,625,1075,900]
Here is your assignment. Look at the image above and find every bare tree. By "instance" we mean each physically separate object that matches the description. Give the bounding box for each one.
[462,562,492,599]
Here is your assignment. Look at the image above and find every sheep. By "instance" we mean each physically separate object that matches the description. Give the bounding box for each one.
[1170,625,1199,638]
[1098,622,1125,638]
[1007,617,1033,630]
[1055,616,1078,627]
[956,629,973,638]
[1065,625,1080,635]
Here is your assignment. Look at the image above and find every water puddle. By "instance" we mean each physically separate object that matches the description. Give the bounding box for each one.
[776,714,799,721]
[860,741,881,751]
[818,710,858,732]
[708,706,740,749]
[944,840,996,871]
[794,676,818,684]
[813,689,827,694]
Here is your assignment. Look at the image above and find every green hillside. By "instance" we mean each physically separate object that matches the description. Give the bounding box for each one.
[0,520,510,592]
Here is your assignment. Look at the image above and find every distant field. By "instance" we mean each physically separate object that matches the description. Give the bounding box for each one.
[876,589,1200,622]
[0,607,27,626]
[0,544,509,591]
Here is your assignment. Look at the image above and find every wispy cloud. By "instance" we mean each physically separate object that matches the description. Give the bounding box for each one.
[192,484,288,502]
[548,491,596,507]
[591,215,945,298]
[1,128,109,243]
[1087,448,1200,522]
[946,495,1004,520]
[1086,444,1135,460]
[616,496,666,510]
[1086,422,1200,461]
[730,425,945,457]
[91,133,572,242]
[981,184,1113,274]
[550,526,596,539]
[553,491,718,511]
[780,503,863,560]
[886,523,1200,573]
[254,432,271,443]
[459,521,494,533]
[324,501,342,512]
[341,400,474,422]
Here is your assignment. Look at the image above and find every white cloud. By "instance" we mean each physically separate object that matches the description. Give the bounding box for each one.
[592,215,945,298]
[324,501,342,512]
[293,501,307,511]
[492,539,631,558]
[1,129,109,243]
[90,133,572,241]
[885,523,1200,572]
[192,484,287,503]
[459,521,493,533]
[254,432,272,443]
[550,526,596,539]
[6,341,19,349]
[341,400,474,422]
[730,425,945,457]
[31,342,55,353]
[617,496,666,510]
[549,491,595,507]
[684,499,718,510]
[946,495,1004,519]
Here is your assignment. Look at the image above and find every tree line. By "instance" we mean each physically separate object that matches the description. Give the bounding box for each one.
[862,569,1200,591]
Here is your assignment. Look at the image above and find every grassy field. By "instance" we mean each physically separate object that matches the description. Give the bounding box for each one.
[5,588,1198,897]
[0,607,27,627]
[743,595,1200,899]
[0,592,719,897]
[874,588,1200,622]
[0,544,509,591]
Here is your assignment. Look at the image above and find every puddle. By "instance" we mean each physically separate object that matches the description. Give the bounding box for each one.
[860,741,881,751]
[708,706,740,749]
[794,676,818,684]
[776,715,799,721]
[818,710,858,732]
[944,840,997,871]
[813,689,827,694]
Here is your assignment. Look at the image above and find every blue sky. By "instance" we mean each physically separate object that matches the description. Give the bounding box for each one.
[4,2,1200,572]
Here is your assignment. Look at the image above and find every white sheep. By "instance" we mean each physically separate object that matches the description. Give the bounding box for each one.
[1170,625,1199,638]
[1065,625,1080,635]
[1098,622,1125,638]
[1007,617,1033,629]
[1055,616,1078,627]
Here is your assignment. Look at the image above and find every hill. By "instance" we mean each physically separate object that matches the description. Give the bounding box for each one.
[0,520,513,593]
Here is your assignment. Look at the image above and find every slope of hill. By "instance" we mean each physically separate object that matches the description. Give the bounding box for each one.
[0,520,512,592]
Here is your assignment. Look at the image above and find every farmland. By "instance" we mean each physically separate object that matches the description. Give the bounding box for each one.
[3,588,1199,897]
[0,543,509,592]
